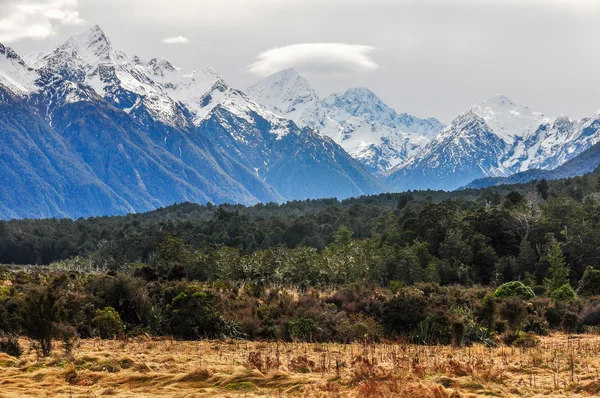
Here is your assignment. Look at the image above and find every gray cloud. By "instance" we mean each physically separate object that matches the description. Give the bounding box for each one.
[5,0,600,122]
[0,0,84,43]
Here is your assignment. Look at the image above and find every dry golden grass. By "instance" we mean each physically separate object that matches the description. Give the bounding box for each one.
[2,334,600,397]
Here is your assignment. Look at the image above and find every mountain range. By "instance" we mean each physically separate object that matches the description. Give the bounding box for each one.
[383,96,600,191]
[0,26,382,219]
[247,69,445,174]
[2,25,600,219]
[248,71,600,193]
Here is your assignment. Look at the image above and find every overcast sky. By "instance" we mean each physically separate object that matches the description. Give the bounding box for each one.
[1,0,599,123]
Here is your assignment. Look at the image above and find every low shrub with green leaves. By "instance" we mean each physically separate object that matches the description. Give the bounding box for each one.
[577,267,600,296]
[93,307,125,339]
[550,284,577,302]
[289,318,318,341]
[493,281,535,300]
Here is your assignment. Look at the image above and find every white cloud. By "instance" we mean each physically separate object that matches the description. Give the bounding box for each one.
[248,43,379,76]
[0,0,84,43]
[162,35,191,44]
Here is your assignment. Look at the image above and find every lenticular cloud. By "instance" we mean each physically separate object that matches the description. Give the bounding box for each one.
[162,35,191,44]
[248,43,378,76]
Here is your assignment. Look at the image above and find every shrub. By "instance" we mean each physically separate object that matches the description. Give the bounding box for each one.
[580,302,600,326]
[450,320,466,347]
[337,314,381,343]
[288,318,318,341]
[523,315,550,336]
[499,297,527,332]
[493,281,535,300]
[411,311,452,345]
[561,311,580,333]
[382,290,425,335]
[165,286,224,339]
[550,284,577,302]
[502,331,539,347]
[55,323,78,356]
[133,265,158,282]
[0,335,22,358]
[93,307,125,339]
[477,295,497,332]
[514,331,540,348]
[577,267,600,296]
[22,286,60,357]
[545,301,569,329]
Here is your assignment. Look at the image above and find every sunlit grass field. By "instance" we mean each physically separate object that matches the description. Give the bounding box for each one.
[2,335,600,397]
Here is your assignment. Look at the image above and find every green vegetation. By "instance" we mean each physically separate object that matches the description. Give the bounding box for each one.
[1,168,600,354]
[493,281,535,300]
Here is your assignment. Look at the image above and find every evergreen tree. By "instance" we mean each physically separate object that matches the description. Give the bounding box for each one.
[536,179,550,200]
[544,236,570,295]
[516,239,537,278]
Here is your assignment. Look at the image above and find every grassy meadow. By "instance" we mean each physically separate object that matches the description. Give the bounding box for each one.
[2,335,600,397]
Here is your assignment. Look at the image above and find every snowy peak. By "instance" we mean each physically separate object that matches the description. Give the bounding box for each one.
[469,95,546,142]
[247,68,319,120]
[0,43,40,95]
[324,88,390,125]
[37,25,118,76]
[34,25,230,127]
[324,87,389,117]
[385,95,600,192]
[248,69,444,173]
[69,24,113,60]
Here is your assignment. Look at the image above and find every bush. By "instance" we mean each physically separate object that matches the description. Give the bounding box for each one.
[499,297,527,332]
[502,331,539,348]
[514,331,540,348]
[550,284,577,302]
[0,335,22,358]
[561,311,580,334]
[165,286,225,339]
[493,281,535,300]
[577,267,600,296]
[22,286,60,357]
[93,307,125,339]
[288,318,318,341]
[450,320,466,347]
[580,302,600,326]
[477,295,497,332]
[55,323,78,356]
[337,314,381,343]
[382,290,426,335]
[522,315,550,336]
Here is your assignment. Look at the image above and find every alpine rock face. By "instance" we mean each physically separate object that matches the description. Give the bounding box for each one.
[0,25,383,219]
[385,95,600,191]
[247,69,444,174]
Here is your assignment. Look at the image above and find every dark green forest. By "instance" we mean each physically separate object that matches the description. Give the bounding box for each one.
[1,168,600,286]
[1,169,600,355]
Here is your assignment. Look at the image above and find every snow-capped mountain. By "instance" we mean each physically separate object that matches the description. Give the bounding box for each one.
[0,25,384,219]
[247,69,444,173]
[34,25,216,128]
[385,95,600,191]
[0,43,40,96]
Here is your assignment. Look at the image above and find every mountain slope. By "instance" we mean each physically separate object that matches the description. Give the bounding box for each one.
[0,37,282,218]
[247,69,444,173]
[465,138,600,189]
[0,26,386,219]
[0,85,132,219]
[385,95,600,192]
[198,98,384,200]
[36,26,383,202]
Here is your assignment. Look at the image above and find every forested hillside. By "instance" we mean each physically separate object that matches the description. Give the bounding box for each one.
[1,167,599,288]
